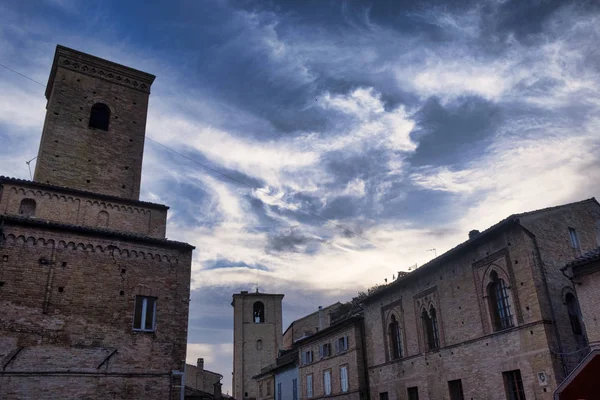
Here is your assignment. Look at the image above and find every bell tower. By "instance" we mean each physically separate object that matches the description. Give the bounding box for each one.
[33,45,155,199]
[232,290,284,400]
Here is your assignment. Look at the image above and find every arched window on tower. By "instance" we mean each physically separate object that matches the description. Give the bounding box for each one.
[487,270,513,331]
[253,301,265,323]
[422,306,440,350]
[19,198,36,217]
[389,314,403,359]
[89,103,110,131]
[565,293,586,346]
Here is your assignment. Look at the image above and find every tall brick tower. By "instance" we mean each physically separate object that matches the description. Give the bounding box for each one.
[232,290,284,400]
[34,45,155,199]
[0,45,193,400]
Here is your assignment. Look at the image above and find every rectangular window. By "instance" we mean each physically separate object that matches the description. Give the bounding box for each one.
[133,296,156,331]
[277,382,282,400]
[293,378,298,400]
[407,386,419,400]
[379,392,389,400]
[336,336,349,353]
[323,370,332,395]
[569,227,580,249]
[320,343,331,358]
[303,350,313,365]
[307,374,313,398]
[340,365,348,392]
[503,370,526,400]
[448,380,464,400]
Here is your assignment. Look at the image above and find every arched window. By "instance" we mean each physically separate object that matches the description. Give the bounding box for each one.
[389,315,403,359]
[422,306,440,350]
[19,198,36,217]
[565,293,584,337]
[89,103,110,131]
[256,339,263,351]
[253,301,265,323]
[487,271,513,331]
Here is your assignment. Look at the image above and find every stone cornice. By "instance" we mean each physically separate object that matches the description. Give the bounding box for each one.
[46,45,156,99]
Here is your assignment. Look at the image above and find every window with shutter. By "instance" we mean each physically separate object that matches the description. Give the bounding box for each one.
[307,374,313,398]
[340,366,348,392]
[324,370,331,395]
[293,378,298,400]
[277,383,282,400]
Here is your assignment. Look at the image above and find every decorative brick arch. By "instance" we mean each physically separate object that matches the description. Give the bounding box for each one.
[481,263,516,332]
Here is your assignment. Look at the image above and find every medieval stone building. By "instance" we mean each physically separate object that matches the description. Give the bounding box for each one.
[0,45,194,399]
[362,198,599,400]
[236,198,600,400]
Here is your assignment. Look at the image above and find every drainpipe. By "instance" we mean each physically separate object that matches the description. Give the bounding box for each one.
[520,224,567,377]
[172,369,185,400]
[358,312,370,400]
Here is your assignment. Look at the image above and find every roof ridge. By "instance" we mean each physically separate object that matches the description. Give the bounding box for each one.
[515,197,598,219]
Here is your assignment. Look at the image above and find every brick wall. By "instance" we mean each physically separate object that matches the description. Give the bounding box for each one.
[570,263,600,349]
[297,319,366,400]
[283,303,342,349]
[186,359,223,394]
[362,199,600,400]
[232,292,284,400]
[0,222,193,399]
[1,181,167,238]
[34,46,154,200]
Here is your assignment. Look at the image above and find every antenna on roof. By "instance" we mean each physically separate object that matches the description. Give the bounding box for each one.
[426,248,437,257]
[25,156,37,180]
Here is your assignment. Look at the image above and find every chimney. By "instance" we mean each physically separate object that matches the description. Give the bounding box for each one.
[197,358,204,371]
[468,230,481,240]
[214,382,223,400]
[318,306,324,330]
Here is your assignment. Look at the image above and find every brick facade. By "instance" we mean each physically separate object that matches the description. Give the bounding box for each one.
[0,45,194,400]
[186,358,223,394]
[297,316,367,400]
[283,303,342,350]
[232,291,284,400]
[361,199,600,400]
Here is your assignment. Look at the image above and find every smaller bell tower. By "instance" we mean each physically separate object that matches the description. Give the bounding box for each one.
[232,290,284,400]
[34,45,155,199]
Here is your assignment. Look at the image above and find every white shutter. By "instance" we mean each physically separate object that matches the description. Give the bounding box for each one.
[319,344,323,359]
[341,366,348,392]
[307,375,313,398]
[345,335,349,350]
[324,371,331,395]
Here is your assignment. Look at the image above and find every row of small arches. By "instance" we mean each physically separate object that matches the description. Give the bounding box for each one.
[3,234,177,263]
[12,189,153,215]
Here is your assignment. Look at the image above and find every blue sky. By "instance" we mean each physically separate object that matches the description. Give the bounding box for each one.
[2,0,600,393]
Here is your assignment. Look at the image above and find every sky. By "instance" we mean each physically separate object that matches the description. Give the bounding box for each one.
[1,0,600,394]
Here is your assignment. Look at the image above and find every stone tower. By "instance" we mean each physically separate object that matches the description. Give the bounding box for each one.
[232,290,284,400]
[34,45,155,199]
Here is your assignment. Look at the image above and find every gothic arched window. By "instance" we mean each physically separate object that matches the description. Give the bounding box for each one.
[89,103,110,131]
[389,315,402,359]
[422,306,440,350]
[19,198,36,217]
[487,271,513,331]
[565,293,583,336]
[253,301,265,323]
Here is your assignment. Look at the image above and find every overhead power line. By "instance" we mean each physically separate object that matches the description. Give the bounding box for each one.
[1,60,382,248]
[0,62,46,87]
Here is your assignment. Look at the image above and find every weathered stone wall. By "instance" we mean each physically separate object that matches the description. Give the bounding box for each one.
[282,303,341,349]
[572,266,600,349]
[33,46,154,200]
[363,224,558,400]
[186,359,223,394]
[232,292,283,400]
[298,321,365,400]
[1,181,167,238]
[0,223,193,400]
[520,200,600,372]
[362,199,600,400]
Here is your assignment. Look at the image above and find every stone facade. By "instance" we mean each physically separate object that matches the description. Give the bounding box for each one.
[0,45,194,400]
[563,248,600,350]
[34,45,154,200]
[362,199,600,400]
[297,316,367,400]
[283,303,342,350]
[186,358,224,394]
[232,291,284,400]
